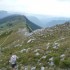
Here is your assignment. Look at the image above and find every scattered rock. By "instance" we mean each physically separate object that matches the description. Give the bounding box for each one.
[35,52,40,56]
[41,56,46,59]
[31,66,36,70]
[34,49,40,53]
[53,43,60,49]
[41,66,45,70]
[27,39,35,43]
[49,57,53,61]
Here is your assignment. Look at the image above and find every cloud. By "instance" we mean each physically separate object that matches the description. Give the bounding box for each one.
[0,0,70,17]
[58,0,70,1]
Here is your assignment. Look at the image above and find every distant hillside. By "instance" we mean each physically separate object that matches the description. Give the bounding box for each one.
[26,14,70,27]
[26,16,42,27]
[1,11,70,28]
[0,15,41,32]
[24,16,41,32]
[45,19,69,27]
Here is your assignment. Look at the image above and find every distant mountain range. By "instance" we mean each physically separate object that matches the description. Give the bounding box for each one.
[0,11,41,32]
[25,15,42,27]
[26,14,70,27]
[0,10,70,28]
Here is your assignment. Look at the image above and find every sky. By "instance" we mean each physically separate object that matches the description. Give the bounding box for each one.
[0,0,70,17]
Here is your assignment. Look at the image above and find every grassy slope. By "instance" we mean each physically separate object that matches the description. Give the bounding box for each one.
[0,15,28,69]
[0,21,70,70]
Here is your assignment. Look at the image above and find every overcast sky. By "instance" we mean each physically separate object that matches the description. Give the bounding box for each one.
[0,0,70,17]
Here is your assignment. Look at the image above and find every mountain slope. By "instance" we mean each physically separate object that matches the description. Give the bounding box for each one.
[0,21,70,70]
[0,15,41,31]
[24,16,41,32]
[26,16,42,27]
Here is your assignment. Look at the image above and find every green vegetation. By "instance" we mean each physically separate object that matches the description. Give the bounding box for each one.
[0,15,70,70]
